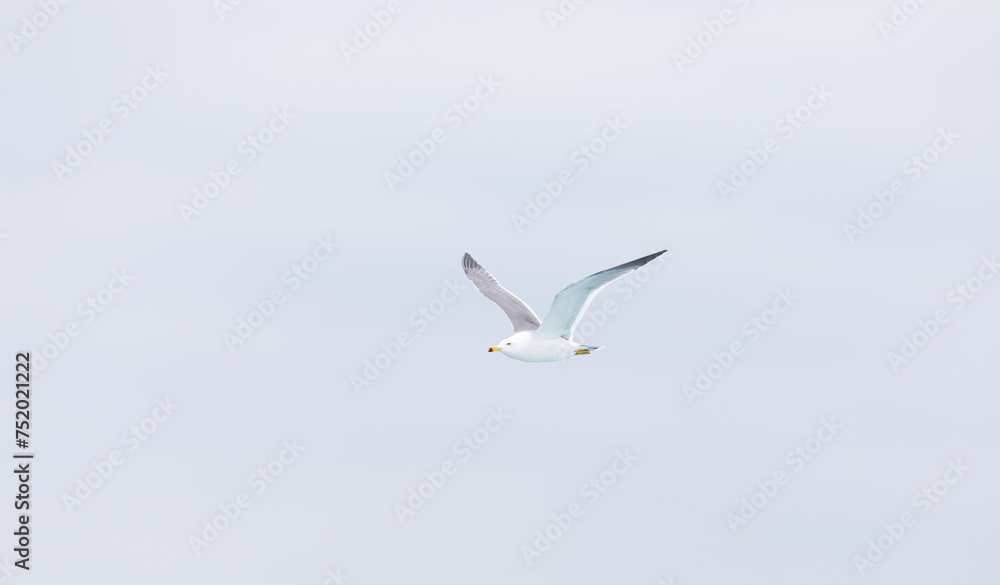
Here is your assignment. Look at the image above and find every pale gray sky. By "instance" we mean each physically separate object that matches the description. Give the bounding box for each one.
[2,1,999,583]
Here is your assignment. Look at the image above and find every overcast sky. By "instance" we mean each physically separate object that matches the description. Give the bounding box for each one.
[2,0,999,583]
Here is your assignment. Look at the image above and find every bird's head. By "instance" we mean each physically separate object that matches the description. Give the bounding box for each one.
[488,332,529,353]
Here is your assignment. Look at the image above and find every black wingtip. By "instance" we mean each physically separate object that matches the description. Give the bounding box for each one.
[632,249,667,267]
[583,249,668,280]
[462,252,484,272]
[611,249,667,273]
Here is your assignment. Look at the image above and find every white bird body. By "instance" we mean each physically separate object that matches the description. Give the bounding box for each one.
[462,250,666,363]
[492,331,584,363]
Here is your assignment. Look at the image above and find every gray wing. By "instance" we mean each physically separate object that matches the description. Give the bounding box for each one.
[462,253,541,333]
[533,250,666,340]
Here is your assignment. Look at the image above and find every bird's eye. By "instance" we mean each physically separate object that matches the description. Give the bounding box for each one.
[507,342,511,345]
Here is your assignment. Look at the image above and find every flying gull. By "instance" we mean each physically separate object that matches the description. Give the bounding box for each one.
[462,250,666,362]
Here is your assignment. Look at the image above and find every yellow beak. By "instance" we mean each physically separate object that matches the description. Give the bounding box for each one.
[488,346,502,352]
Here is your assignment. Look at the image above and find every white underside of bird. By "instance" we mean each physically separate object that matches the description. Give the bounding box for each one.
[462,250,666,362]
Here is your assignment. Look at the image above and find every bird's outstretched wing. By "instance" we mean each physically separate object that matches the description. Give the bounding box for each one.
[462,253,542,333]
[533,250,666,340]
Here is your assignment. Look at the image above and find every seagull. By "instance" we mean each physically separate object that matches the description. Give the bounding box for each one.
[461,250,666,362]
